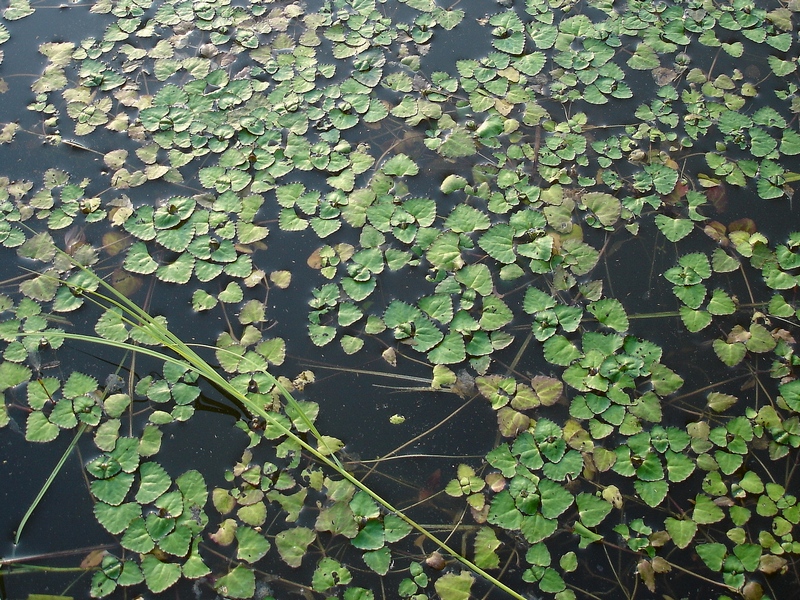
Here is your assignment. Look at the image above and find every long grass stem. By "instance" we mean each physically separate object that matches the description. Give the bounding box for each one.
[15,423,88,546]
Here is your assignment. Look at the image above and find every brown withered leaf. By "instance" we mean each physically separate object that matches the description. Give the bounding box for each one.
[758,554,787,575]
[637,559,656,593]
[80,549,107,569]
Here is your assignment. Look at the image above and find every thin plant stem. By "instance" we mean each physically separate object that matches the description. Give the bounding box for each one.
[361,395,478,481]
[0,544,113,566]
[15,422,88,546]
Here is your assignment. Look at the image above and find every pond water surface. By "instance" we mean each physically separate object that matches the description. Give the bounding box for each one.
[1,1,799,599]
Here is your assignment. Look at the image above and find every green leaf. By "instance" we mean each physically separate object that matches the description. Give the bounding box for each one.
[136,462,171,504]
[157,253,194,284]
[384,301,420,328]
[587,299,628,332]
[382,154,419,177]
[63,372,97,398]
[440,174,469,194]
[516,52,546,75]
[94,502,140,535]
[517,236,553,261]
[352,520,384,551]
[140,554,181,594]
[757,176,785,200]
[91,472,134,506]
[526,542,551,568]
[341,335,364,355]
[780,129,800,155]
[768,55,796,77]
[560,551,578,573]
[633,480,668,507]
[235,527,270,563]
[145,513,174,540]
[716,450,743,475]
[481,297,513,331]
[341,277,376,302]
[153,197,195,229]
[712,248,739,273]
[739,472,764,495]
[733,543,761,572]
[679,306,712,332]
[309,324,336,347]
[3,0,34,20]
[159,525,191,557]
[538,568,566,593]
[474,527,501,569]
[312,557,352,592]
[650,363,683,396]
[627,44,660,70]
[479,225,516,264]
[713,339,746,366]
[419,295,454,324]
[426,232,464,271]
[637,163,679,195]
[316,435,345,457]
[275,527,316,567]
[708,392,737,413]
[572,521,603,547]
[384,513,412,543]
[404,318,443,353]
[707,289,735,315]
[636,452,664,481]
[214,565,255,599]
[492,31,525,55]
[561,239,600,275]
[439,127,477,158]
[116,558,144,586]
[92,429,120,460]
[538,479,573,519]
[750,127,778,158]
[692,493,725,524]
[315,500,358,538]
[455,264,493,296]
[779,379,800,412]
[363,547,391,575]
[524,287,556,313]
[95,308,129,342]
[311,216,343,238]
[576,493,612,527]
[665,450,695,482]
[543,335,581,366]
[20,272,59,301]
[697,543,727,571]
[120,518,155,553]
[434,571,473,600]
[0,361,31,392]
[488,490,523,529]
[582,192,621,227]
[746,323,776,353]
[665,517,697,550]
[655,215,693,242]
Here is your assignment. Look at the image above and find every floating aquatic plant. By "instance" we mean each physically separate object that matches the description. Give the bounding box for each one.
[1,0,800,598]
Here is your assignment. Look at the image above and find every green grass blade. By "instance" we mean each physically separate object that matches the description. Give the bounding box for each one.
[15,423,88,546]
